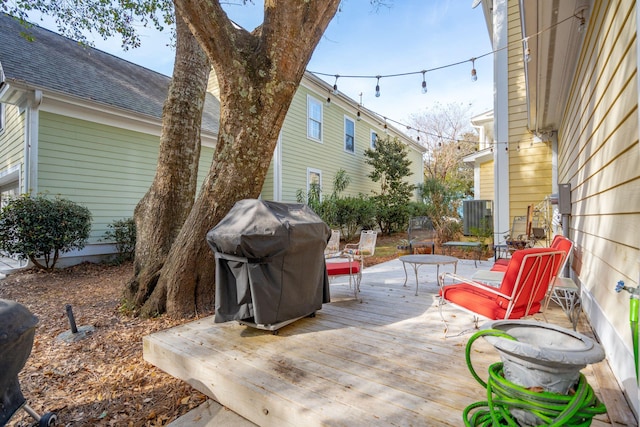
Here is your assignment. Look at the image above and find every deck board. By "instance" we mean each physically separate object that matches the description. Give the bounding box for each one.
[144,260,636,426]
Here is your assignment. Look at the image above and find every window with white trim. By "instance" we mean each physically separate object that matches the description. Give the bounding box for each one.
[307,168,322,201]
[370,130,379,149]
[344,116,355,153]
[307,95,323,142]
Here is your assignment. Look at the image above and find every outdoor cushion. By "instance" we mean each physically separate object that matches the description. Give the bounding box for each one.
[491,258,509,272]
[326,261,361,276]
[439,283,541,319]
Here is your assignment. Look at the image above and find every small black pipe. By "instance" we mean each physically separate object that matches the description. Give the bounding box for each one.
[65,304,78,334]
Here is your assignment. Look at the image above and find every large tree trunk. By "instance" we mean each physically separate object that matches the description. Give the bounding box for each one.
[125,13,210,314]
[136,1,341,318]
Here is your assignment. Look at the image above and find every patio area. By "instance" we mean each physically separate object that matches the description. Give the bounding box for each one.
[144,257,636,426]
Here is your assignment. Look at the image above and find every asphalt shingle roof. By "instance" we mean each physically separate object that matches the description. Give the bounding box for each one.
[0,14,219,135]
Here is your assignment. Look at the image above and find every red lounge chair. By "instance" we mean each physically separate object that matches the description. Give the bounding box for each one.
[491,234,573,273]
[439,247,566,333]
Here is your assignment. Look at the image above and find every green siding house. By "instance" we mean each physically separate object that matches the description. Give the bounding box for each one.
[0,14,425,267]
[261,72,425,203]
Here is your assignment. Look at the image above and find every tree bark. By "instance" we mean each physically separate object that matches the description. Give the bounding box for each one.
[136,1,341,318]
[125,12,210,315]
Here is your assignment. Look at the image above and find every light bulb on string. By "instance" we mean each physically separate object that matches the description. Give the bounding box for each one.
[577,13,586,33]
[332,75,339,95]
[470,58,477,82]
[375,76,381,98]
[421,71,427,94]
[356,110,361,121]
[523,38,531,63]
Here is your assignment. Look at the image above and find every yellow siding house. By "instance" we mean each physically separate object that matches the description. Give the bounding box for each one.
[477,0,640,417]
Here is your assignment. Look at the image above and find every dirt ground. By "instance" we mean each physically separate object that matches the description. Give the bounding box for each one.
[0,233,480,426]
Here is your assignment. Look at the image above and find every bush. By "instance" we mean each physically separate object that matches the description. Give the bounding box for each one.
[334,195,376,240]
[372,193,412,235]
[103,218,136,262]
[0,194,92,270]
[439,217,463,243]
[364,136,415,235]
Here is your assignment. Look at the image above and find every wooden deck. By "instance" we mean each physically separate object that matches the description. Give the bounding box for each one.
[144,260,636,426]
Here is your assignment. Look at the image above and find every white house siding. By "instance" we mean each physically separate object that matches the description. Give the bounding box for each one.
[559,0,639,414]
[37,111,214,243]
[507,1,553,222]
[0,103,25,190]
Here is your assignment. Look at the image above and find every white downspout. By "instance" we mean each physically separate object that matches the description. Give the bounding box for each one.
[493,0,510,244]
[23,90,41,194]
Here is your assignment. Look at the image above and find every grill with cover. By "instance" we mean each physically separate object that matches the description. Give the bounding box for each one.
[206,200,330,332]
[0,299,57,426]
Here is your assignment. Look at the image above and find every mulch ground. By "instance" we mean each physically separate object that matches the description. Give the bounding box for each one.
[0,262,207,427]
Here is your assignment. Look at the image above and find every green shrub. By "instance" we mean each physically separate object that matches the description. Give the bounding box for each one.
[103,217,136,262]
[364,136,415,235]
[439,218,463,243]
[0,194,92,270]
[372,193,412,235]
[334,195,376,240]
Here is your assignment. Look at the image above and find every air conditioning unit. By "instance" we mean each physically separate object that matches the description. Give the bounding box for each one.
[463,200,493,236]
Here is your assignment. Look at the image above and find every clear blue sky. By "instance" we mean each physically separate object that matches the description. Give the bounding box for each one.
[28,1,493,125]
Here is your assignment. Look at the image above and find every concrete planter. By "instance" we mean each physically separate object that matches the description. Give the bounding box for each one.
[480,320,605,426]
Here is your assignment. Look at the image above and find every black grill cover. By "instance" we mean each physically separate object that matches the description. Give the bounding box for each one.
[0,299,38,425]
[206,200,331,326]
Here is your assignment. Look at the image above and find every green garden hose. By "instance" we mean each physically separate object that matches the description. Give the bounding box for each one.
[463,329,607,426]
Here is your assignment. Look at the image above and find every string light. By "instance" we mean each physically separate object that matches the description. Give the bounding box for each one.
[308,12,581,97]
[523,38,531,63]
[319,11,577,154]
[356,110,361,121]
[576,12,586,33]
[332,75,339,95]
[470,58,477,82]
[358,106,542,154]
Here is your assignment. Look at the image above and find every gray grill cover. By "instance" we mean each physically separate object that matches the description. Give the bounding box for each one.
[206,200,331,325]
[0,299,38,425]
